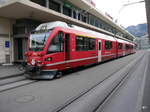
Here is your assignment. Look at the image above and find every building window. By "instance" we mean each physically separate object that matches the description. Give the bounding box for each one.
[76,36,95,51]
[112,29,117,34]
[78,13,81,20]
[63,6,72,17]
[31,0,46,7]
[49,0,61,12]
[73,10,77,19]
[105,41,112,50]
[13,26,26,34]
[90,17,95,25]
[98,22,103,28]
[118,43,122,49]
[95,19,99,27]
[81,15,87,23]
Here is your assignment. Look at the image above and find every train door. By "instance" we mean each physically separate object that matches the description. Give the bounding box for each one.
[64,33,71,68]
[123,44,126,56]
[65,34,70,60]
[116,42,119,58]
[98,40,102,62]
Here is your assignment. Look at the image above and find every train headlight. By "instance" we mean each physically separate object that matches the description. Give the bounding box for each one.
[31,59,36,65]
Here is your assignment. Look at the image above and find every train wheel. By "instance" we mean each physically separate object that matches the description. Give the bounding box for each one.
[55,71,63,78]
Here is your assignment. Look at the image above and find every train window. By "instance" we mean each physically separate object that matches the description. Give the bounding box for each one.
[47,32,64,53]
[29,30,51,51]
[83,37,89,50]
[118,43,122,49]
[89,38,95,50]
[125,44,129,49]
[129,45,131,49]
[76,36,83,51]
[130,45,133,49]
[98,42,101,50]
[105,41,112,50]
[76,36,95,51]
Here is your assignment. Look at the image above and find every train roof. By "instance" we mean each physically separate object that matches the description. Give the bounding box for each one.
[36,21,132,42]
[116,38,127,43]
[60,27,116,41]
[116,38,135,45]
[35,21,68,31]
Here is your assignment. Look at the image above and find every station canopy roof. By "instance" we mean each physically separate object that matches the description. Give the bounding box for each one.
[0,0,135,40]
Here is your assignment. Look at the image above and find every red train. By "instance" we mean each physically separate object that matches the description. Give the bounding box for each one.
[24,21,135,79]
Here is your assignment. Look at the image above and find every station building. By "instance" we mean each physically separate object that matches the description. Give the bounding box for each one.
[0,0,135,64]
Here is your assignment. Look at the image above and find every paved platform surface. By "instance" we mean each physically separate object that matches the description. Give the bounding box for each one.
[0,64,24,79]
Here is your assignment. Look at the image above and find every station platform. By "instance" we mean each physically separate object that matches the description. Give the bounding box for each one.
[0,64,24,79]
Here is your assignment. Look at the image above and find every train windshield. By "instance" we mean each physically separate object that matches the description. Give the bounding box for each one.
[29,30,52,51]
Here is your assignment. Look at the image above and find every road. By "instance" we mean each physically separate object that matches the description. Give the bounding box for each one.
[0,50,147,112]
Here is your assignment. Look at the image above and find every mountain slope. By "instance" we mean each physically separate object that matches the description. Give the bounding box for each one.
[126,23,147,37]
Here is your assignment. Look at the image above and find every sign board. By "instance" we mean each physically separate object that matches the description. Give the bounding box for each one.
[64,2,72,8]
[5,41,10,48]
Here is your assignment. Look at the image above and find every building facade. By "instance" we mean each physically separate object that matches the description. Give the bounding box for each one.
[135,35,150,49]
[0,17,14,63]
[0,0,135,64]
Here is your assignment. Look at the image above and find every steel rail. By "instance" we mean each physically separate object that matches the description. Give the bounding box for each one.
[0,76,38,93]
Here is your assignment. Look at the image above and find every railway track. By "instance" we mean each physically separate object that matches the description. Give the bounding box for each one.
[0,75,37,93]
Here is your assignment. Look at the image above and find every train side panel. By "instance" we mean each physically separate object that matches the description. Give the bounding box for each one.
[101,39,117,61]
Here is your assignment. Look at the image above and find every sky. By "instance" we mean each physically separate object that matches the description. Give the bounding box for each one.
[93,0,147,27]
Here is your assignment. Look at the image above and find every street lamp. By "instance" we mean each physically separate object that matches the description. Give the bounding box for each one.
[115,0,145,23]
[123,1,144,7]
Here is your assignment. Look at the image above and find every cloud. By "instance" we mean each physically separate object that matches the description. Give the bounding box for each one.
[94,0,146,27]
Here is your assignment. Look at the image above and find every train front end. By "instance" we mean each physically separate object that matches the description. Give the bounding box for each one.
[25,29,52,79]
[24,21,70,79]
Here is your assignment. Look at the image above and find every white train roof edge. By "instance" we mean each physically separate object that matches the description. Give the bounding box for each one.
[35,21,68,31]
[35,21,132,43]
